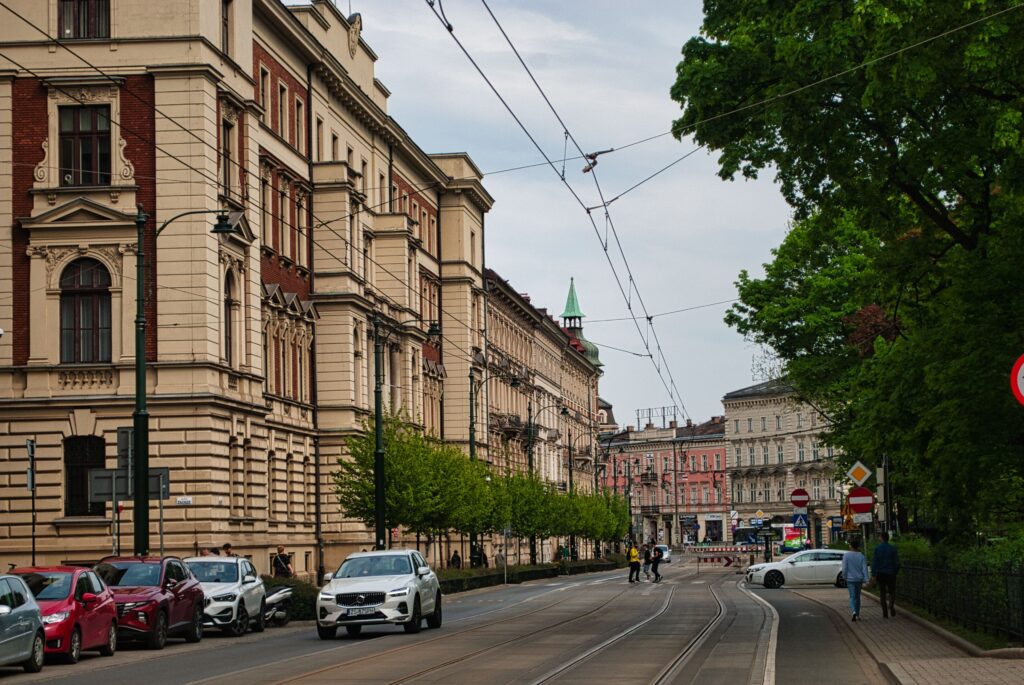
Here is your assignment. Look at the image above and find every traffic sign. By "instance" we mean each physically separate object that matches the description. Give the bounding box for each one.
[792,513,809,528]
[846,461,872,486]
[848,486,874,514]
[792,507,808,516]
[751,518,763,527]
[853,512,873,524]
[754,509,765,519]
[790,488,810,507]
[1012,353,1024,406]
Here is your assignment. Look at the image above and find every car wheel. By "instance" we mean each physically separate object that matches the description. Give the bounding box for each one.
[425,592,442,629]
[317,624,337,640]
[251,599,266,633]
[23,632,44,673]
[98,622,117,656]
[63,627,82,664]
[403,596,422,634]
[185,603,204,643]
[147,611,168,650]
[345,625,362,638]
[835,573,847,588]
[764,571,784,589]
[227,604,249,637]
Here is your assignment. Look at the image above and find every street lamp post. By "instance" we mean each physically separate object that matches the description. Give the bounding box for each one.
[372,313,386,551]
[132,205,239,556]
[524,398,563,565]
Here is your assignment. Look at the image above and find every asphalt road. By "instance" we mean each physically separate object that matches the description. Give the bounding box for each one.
[0,562,892,685]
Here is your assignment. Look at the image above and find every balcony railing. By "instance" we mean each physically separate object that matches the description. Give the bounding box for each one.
[640,505,661,516]
[640,472,659,484]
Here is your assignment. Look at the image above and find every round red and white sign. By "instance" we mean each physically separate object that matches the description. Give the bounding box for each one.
[1012,353,1024,407]
[790,488,810,507]
[848,486,874,514]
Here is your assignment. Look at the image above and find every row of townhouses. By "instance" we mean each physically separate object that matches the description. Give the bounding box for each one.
[601,380,845,546]
[0,0,603,576]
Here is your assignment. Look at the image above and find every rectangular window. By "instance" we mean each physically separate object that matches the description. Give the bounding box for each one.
[701,455,708,471]
[734,419,739,433]
[295,99,304,152]
[747,418,753,432]
[777,444,784,464]
[221,0,232,55]
[315,117,323,161]
[221,119,233,196]
[361,160,368,194]
[828,480,836,499]
[812,478,821,500]
[379,173,386,209]
[798,441,805,462]
[59,105,111,186]
[59,0,109,39]
[775,415,781,430]
[347,146,354,168]
[797,413,803,428]
[689,456,696,472]
[260,179,269,245]
[762,445,769,465]
[259,68,269,120]
[747,446,755,466]
[714,454,721,470]
[331,133,339,161]
[277,83,287,136]
[761,416,766,431]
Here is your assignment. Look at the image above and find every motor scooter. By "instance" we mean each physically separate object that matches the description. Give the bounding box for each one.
[263,585,292,626]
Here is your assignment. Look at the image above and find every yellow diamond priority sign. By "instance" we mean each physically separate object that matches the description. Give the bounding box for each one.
[846,461,871,486]
[755,509,765,519]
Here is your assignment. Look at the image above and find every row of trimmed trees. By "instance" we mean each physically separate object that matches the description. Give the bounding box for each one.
[334,417,630,551]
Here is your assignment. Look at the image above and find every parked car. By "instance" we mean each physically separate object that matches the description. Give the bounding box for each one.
[316,550,441,639]
[0,574,44,673]
[746,549,852,589]
[11,567,117,663]
[654,545,672,563]
[184,556,265,636]
[94,557,204,650]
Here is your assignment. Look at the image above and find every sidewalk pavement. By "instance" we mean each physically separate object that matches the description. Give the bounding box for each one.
[793,587,1023,685]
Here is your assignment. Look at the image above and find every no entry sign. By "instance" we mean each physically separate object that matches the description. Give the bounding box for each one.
[1012,353,1024,407]
[848,486,874,514]
[790,488,810,507]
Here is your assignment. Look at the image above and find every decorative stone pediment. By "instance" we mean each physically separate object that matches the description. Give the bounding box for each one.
[21,196,136,234]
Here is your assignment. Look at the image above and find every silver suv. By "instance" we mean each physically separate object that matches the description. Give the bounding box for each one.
[0,575,45,672]
[316,550,441,639]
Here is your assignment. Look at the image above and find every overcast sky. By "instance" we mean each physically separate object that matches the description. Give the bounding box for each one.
[347,1,792,425]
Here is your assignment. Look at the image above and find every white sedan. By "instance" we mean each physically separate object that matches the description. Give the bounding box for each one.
[184,557,266,636]
[746,549,852,589]
[316,550,441,639]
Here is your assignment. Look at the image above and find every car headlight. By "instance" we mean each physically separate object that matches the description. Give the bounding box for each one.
[42,611,71,625]
[388,587,411,597]
[211,593,237,603]
[748,566,764,573]
[120,601,155,610]
[318,592,335,600]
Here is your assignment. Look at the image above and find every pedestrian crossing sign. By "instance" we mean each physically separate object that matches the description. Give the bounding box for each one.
[792,513,809,528]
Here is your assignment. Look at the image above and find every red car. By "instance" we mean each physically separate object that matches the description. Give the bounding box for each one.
[11,566,117,663]
[94,557,204,650]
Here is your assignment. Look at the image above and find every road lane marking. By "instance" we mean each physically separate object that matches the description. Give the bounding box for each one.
[738,581,778,685]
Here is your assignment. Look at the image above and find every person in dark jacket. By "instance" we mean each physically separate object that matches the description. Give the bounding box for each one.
[641,544,652,581]
[651,545,663,583]
[872,531,900,618]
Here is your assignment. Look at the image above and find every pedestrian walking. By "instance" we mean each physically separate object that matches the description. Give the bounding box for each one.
[450,550,462,569]
[222,542,237,557]
[627,542,641,583]
[651,545,663,583]
[642,544,652,580]
[272,545,293,578]
[842,538,870,621]
[872,531,900,618]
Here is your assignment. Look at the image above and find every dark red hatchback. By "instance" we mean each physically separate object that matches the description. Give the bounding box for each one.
[11,567,117,663]
[94,557,204,650]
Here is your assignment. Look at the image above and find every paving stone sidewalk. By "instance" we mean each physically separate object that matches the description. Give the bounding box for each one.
[792,588,1023,684]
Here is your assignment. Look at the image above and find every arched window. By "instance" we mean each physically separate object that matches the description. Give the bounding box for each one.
[60,258,111,363]
[224,272,235,367]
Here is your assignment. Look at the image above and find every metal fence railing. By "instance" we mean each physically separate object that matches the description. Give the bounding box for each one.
[898,564,1024,640]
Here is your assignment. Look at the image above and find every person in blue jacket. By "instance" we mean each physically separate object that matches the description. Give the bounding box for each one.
[841,538,870,621]
[872,531,900,618]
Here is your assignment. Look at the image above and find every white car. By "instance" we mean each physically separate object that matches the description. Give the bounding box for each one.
[316,550,441,639]
[655,545,672,563]
[184,557,265,637]
[746,549,852,589]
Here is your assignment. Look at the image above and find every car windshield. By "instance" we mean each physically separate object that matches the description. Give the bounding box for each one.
[336,555,412,578]
[186,562,238,583]
[95,562,162,587]
[19,572,73,600]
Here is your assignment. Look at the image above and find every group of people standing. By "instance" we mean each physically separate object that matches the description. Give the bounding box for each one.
[841,532,901,621]
[626,541,664,583]
[198,542,295,578]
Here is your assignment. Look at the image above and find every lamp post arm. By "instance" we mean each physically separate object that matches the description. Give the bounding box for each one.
[156,208,233,236]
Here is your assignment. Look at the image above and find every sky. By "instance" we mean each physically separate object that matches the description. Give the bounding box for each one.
[341,1,793,425]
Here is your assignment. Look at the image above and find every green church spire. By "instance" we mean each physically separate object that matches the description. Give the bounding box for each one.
[561,277,585,321]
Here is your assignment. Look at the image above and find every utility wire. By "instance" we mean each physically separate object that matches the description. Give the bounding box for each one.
[586,299,740,324]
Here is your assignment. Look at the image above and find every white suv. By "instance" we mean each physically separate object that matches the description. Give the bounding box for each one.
[316,550,441,639]
[184,557,266,637]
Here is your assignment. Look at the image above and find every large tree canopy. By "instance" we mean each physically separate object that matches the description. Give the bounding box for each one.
[672,1,1024,533]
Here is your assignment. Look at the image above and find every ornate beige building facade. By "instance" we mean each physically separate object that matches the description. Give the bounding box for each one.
[723,380,843,545]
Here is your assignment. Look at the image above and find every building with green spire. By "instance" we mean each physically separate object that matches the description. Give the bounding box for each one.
[561,277,602,369]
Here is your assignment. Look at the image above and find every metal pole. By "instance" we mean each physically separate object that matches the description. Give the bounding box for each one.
[132,205,151,556]
[626,460,634,541]
[112,475,118,556]
[373,314,386,551]
[527,399,536,565]
[468,368,478,567]
[158,473,165,556]
[568,429,574,560]
[27,440,36,566]
[673,441,680,547]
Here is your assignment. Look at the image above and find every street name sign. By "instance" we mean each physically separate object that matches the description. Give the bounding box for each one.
[175,496,193,506]
[848,486,874,513]
[790,488,810,507]
[853,512,873,524]
[846,461,872,486]
[1012,352,1024,406]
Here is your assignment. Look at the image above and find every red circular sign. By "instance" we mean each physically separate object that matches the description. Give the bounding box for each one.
[790,488,809,507]
[1012,353,1024,407]
[848,486,874,514]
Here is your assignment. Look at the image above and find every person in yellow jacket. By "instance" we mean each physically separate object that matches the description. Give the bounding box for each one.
[627,541,641,583]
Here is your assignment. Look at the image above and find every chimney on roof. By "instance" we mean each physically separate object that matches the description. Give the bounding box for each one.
[626,425,634,432]
[686,419,693,427]
[645,423,654,430]
[669,420,678,429]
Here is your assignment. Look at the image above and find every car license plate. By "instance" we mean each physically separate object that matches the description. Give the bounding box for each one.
[347,607,376,616]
